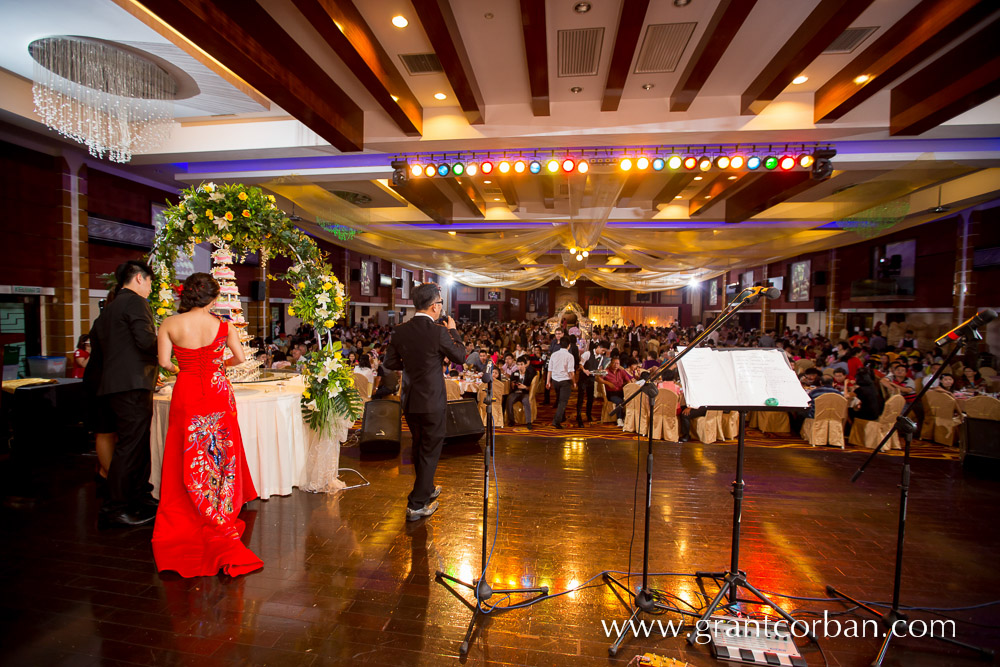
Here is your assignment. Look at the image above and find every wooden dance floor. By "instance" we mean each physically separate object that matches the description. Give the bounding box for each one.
[1,433,999,666]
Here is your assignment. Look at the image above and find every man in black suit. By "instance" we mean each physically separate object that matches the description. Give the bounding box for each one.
[504,356,537,430]
[92,260,159,527]
[384,283,467,521]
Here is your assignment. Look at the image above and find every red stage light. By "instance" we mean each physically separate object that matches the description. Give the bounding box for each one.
[562,158,575,172]
[480,161,494,174]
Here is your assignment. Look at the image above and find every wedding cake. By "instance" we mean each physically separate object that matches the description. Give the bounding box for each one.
[210,245,262,382]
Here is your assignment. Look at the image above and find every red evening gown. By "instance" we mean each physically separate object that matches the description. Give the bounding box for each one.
[152,321,263,577]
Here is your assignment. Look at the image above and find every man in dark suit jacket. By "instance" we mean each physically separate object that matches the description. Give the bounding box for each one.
[384,283,467,521]
[91,260,158,527]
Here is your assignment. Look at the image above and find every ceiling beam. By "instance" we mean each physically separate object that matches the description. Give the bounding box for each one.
[615,173,645,206]
[601,0,651,112]
[291,0,421,136]
[670,0,758,112]
[724,172,816,223]
[652,174,695,208]
[139,0,364,151]
[440,177,486,218]
[815,0,992,124]
[411,0,486,125]
[519,0,549,116]
[540,175,555,209]
[740,0,875,116]
[390,178,454,224]
[890,16,1000,136]
[689,173,761,217]
[497,174,520,209]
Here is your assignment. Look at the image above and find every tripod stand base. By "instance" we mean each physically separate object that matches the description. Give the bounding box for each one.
[435,570,548,655]
[602,572,699,657]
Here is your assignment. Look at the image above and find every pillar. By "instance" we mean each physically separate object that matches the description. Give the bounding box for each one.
[954,210,979,324]
[826,248,845,339]
[760,264,775,332]
[46,157,90,358]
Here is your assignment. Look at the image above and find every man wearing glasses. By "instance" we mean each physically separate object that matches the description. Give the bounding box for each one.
[384,283,468,521]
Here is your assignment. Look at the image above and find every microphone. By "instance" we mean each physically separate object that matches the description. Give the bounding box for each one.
[482,359,494,384]
[934,309,997,346]
[743,285,780,304]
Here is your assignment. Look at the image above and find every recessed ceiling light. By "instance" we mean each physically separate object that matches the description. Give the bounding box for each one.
[854,74,871,84]
[570,86,582,94]
[705,195,711,199]
[674,195,683,199]
[792,75,808,85]
[693,176,703,181]
[483,180,492,184]
[448,231,457,235]
[674,0,692,6]
[434,92,447,100]
[493,198,501,201]
[642,83,654,90]
[727,175,737,180]
[391,15,408,28]
[484,12,494,19]
[574,2,592,13]
[390,94,399,102]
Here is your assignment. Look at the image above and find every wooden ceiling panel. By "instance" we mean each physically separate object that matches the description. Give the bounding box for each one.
[519,0,549,117]
[140,0,364,151]
[651,174,696,208]
[292,0,421,136]
[441,177,486,218]
[890,16,1000,136]
[725,172,817,224]
[670,0,758,113]
[740,0,875,116]
[815,0,993,124]
[411,0,485,125]
[390,178,454,224]
[689,173,760,217]
[601,0,651,113]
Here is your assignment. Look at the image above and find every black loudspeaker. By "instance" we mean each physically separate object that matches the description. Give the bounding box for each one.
[444,399,485,443]
[249,280,265,301]
[813,296,826,312]
[814,270,827,285]
[961,418,1000,471]
[359,400,401,446]
[350,268,361,282]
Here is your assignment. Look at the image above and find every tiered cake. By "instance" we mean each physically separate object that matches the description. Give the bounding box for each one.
[210,247,262,382]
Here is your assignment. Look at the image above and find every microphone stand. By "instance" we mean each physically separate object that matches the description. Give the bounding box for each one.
[827,324,994,666]
[603,287,769,656]
[435,359,549,655]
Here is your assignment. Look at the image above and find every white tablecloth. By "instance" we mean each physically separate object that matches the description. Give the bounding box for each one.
[151,377,309,500]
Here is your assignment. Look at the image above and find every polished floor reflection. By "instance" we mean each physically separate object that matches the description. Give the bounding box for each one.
[1,434,998,666]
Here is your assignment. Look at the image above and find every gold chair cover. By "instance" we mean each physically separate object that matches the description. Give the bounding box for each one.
[849,394,905,450]
[801,393,848,448]
[963,396,1000,421]
[512,375,542,425]
[650,390,680,441]
[352,373,371,403]
[445,379,463,401]
[476,387,504,427]
[756,411,791,434]
[794,359,815,374]
[599,381,617,423]
[693,410,722,444]
[919,391,962,445]
[719,411,740,441]
[623,383,648,433]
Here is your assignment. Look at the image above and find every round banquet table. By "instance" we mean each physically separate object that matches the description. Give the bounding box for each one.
[150,376,310,500]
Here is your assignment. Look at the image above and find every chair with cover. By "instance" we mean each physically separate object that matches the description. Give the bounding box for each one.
[800,393,848,448]
[849,394,905,450]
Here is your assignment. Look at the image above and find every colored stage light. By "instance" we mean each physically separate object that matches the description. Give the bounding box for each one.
[698,156,712,171]
[683,157,697,170]
[466,162,479,176]
[480,161,494,174]
[636,156,650,170]
[668,155,683,170]
[452,162,465,176]
[424,164,437,177]
[513,160,526,173]
[410,164,423,177]
[562,158,575,172]
[652,157,665,171]
[547,159,560,173]
[763,155,779,170]
[715,155,730,169]
[798,153,814,168]
[619,157,633,171]
[437,163,451,176]
[779,155,795,171]
[529,160,542,174]
[498,160,511,173]
[746,156,761,170]
[577,160,589,173]
[729,155,745,169]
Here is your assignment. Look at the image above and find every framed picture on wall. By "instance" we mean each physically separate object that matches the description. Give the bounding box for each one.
[401,270,412,300]
[741,270,754,290]
[709,278,719,306]
[789,260,811,302]
[360,261,374,296]
[486,289,502,301]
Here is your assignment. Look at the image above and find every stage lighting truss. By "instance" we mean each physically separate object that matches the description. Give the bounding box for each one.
[395,144,834,180]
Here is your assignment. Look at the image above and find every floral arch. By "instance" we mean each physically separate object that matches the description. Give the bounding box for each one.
[148,182,362,432]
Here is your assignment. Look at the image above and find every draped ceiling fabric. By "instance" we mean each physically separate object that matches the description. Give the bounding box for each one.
[264,162,977,292]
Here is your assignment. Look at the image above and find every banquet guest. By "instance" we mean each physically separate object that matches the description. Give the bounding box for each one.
[152,273,261,577]
[384,283,467,521]
[546,337,576,429]
[548,328,565,355]
[957,367,986,393]
[931,373,957,394]
[72,334,91,379]
[850,368,884,422]
[501,353,517,377]
[831,368,848,392]
[372,357,400,398]
[598,356,631,428]
[354,355,376,385]
[84,288,119,492]
[576,340,608,427]
[505,356,537,430]
[93,260,158,528]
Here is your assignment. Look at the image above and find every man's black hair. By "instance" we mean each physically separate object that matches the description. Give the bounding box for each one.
[412,282,442,311]
[115,260,153,286]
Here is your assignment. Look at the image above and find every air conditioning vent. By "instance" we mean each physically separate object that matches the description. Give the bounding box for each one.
[482,187,504,197]
[557,27,604,77]
[823,26,877,54]
[635,23,696,74]
[399,52,443,75]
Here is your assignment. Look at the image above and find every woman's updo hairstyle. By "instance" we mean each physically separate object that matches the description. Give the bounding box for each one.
[179,272,220,313]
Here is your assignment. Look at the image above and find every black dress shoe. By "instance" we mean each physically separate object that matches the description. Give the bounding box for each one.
[576,421,585,428]
[99,505,156,529]
[551,422,562,429]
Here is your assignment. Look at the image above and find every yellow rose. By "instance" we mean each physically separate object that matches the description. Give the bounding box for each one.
[302,389,310,399]
[242,209,251,218]
[297,281,305,289]
[160,282,168,289]
[224,233,233,241]
[224,211,234,221]
[334,351,342,359]
[156,307,166,316]
[204,183,214,192]
[267,195,276,202]
[324,319,334,328]
[238,191,248,201]
[335,296,343,306]
[287,307,295,316]
[193,237,201,243]
[205,209,214,218]
[322,282,333,291]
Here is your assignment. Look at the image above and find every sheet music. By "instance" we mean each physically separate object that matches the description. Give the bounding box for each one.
[677,348,738,408]
[678,348,809,409]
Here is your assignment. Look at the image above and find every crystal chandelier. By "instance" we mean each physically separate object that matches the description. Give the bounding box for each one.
[29,36,176,163]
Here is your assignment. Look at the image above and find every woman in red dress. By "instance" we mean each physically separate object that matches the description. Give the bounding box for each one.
[152,273,262,577]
